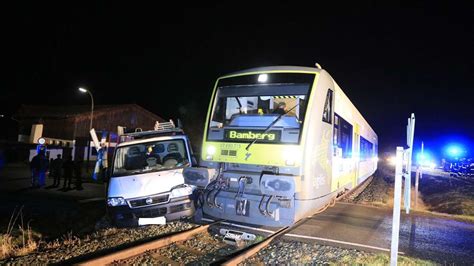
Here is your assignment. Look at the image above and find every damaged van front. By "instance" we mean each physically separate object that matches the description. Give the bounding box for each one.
[107,127,195,227]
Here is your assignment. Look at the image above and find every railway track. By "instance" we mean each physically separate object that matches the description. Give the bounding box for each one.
[72,177,370,265]
[77,221,221,265]
[75,201,340,265]
[75,219,280,265]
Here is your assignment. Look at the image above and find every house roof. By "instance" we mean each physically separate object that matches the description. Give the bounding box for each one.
[14,104,164,122]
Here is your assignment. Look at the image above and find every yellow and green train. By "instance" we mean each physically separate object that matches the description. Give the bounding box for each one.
[185,65,378,227]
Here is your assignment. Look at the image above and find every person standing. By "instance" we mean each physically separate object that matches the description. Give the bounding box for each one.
[62,156,74,190]
[75,158,84,190]
[30,153,40,188]
[52,154,63,187]
[31,150,49,188]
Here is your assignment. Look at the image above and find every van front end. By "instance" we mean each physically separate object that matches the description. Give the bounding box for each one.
[107,180,195,227]
[107,135,195,227]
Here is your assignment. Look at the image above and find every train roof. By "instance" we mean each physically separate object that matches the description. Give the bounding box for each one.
[225,65,322,76]
[218,66,377,139]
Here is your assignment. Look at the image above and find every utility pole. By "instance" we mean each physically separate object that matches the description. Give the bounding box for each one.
[391,113,415,266]
[391,147,404,266]
[79,87,94,175]
[415,142,423,209]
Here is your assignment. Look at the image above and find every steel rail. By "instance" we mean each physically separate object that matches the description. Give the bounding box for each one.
[79,221,221,266]
[213,199,337,266]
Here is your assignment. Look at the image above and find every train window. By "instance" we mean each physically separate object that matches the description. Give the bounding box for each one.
[334,114,353,158]
[322,89,333,124]
[360,136,374,161]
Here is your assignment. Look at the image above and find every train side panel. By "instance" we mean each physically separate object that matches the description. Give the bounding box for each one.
[295,70,336,220]
[333,81,378,190]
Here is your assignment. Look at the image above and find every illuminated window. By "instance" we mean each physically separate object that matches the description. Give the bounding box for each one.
[360,136,374,161]
[334,114,352,158]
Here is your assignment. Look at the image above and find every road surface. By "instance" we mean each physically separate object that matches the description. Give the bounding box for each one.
[286,202,474,264]
[0,163,106,237]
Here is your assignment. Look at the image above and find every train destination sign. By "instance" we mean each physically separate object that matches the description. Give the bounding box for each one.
[224,129,281,143]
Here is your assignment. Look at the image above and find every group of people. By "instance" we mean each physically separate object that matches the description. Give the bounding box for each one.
[30,151,84,191]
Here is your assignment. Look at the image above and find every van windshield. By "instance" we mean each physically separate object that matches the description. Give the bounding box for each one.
[111,139,189,177]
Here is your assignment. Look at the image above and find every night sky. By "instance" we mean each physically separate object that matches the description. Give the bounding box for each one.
[1,2,473,158]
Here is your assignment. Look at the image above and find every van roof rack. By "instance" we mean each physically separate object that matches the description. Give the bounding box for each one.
[119,120,184,143]
[154,120,176,131]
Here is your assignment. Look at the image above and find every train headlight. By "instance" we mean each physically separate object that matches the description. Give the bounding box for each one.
[258,74,268,83]
[107,197,127,207]
[206,145,216,160]
[207,145,216,155]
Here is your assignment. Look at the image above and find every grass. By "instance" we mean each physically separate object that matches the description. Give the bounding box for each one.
[0,206,40,260]
[414,169,474,220]
[338,253,436,265]
[366,164,474,222]
[1,205,101,261]
[406,208,474,223]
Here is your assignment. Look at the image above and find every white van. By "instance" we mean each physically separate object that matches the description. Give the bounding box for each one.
[107,123,195,226]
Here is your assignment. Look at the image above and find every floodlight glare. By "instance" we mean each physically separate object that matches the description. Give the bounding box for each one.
[447,145,462,157]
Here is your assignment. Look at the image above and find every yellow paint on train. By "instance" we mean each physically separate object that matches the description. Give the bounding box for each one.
[203,142,302,167]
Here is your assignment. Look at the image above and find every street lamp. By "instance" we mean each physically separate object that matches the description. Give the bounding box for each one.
[79,87,94,175]
[78,87,94,130]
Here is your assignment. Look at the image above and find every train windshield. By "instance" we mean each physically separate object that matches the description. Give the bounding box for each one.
[207,73,316,144]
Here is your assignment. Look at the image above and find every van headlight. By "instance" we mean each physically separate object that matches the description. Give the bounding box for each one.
[170,185,193,198]
[107,197,127,207]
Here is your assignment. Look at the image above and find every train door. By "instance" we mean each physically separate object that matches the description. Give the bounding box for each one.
[320,88,334,191]
[332,113,353,191]
[353,124,360,187]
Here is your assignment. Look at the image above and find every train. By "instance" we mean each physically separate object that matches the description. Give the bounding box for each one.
[184,65,378,227]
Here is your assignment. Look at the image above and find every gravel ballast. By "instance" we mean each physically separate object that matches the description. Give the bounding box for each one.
[0,220,196,265]
[243,240,370,265]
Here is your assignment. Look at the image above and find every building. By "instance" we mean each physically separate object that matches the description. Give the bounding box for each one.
[14,104,165,161]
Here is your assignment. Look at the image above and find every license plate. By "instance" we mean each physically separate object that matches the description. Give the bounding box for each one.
[138,216,166,226]
[235,198,249,216]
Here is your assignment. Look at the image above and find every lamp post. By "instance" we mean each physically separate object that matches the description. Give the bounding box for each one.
[78,87,94,130]
[79,87,94,175]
